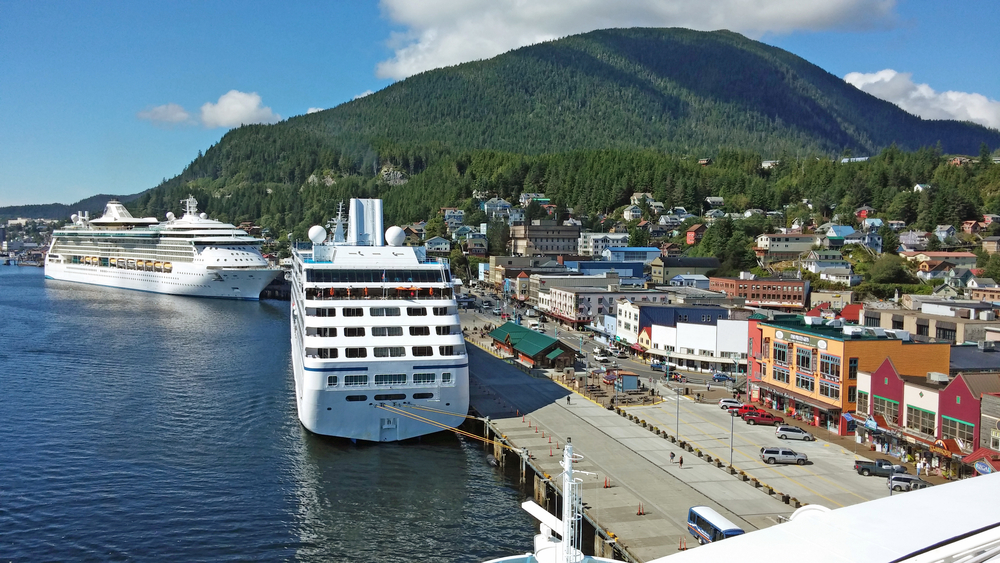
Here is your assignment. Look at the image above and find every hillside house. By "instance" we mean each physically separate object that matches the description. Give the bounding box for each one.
[622,205,642,221]
[801,250,850,273]
[962,221,987,235]
[519,193,546,207]
[914,183,931,192]
[819,268,862,286]
[984,214,1000,225]
[630,192,656,206]
[660,242,682,257]
[900,251,977,268]
[983,236,1000,255]
[887,220,907,231]
[686,224,707,245]
[482,198,512,218]
[854,205,875,219]
[425,236,451,254]
[705,196,724,208]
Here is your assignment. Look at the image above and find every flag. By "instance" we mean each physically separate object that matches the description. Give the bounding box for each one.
[382,270,386,282]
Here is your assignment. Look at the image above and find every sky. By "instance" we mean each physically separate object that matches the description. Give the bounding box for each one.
[2,0,999,208]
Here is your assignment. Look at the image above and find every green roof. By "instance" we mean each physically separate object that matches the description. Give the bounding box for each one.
[546,348,565,360]
[488,322,560,357]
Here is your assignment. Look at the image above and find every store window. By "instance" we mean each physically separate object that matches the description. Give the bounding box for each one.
[905,406,936,435]
[848,386,857,403]
[872,396,899,425]
[773,366,790,384]
[848,358,858,380]
[941,416,974,444]
[773,342,788,366]
[819,380,840,400]
[857,391,869,415]
[796,348,813,373]
[796,373,815,392]
[819,353,840,380]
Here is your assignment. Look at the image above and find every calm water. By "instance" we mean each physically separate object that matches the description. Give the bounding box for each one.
[0,267,533,561]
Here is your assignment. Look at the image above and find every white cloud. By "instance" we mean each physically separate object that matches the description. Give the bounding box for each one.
[137,103,194,126]
[845,69,1000,129]
[353,90,374,100]
[200,90,281,128]
[375,0,897,79]
[307,107,325,114]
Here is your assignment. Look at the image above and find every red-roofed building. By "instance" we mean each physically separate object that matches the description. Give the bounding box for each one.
[839,304,863,323]
[686,224,707,245]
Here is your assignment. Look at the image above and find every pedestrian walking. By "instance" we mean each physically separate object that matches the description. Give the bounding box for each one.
[670,451,676,464]
[916,460,922,476]
[707,383,711,392]
[678,456,684,469]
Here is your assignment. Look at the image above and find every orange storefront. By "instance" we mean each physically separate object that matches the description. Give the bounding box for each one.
[755,318,950,435]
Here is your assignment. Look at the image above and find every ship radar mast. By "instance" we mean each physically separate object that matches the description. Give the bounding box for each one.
[332,201,346,243]
[182,195,199,217]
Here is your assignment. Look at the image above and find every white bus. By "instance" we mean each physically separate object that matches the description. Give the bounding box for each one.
[687,506,745,544]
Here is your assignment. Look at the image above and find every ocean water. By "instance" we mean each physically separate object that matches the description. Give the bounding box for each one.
[0,266,533,561]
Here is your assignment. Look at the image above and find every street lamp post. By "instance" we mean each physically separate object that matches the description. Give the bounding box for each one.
[730,411,736,467]
[675,387,682,439]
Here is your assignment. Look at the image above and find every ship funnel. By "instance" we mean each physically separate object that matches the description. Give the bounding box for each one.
[346,198,384,246]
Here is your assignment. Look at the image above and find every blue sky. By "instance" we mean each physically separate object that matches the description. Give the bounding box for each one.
[2,0,998,208]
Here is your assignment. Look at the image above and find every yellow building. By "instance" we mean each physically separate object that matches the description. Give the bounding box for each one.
[755,318,950,435]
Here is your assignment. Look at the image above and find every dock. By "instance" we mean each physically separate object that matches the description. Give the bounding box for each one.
[464,344,796,562]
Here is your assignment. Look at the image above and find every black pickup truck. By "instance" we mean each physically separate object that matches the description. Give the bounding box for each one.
[854,458,906,477]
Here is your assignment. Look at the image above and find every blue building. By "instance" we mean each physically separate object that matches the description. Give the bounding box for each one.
[564,261,645,286]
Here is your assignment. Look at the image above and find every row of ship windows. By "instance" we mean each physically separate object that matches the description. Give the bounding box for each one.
[305,287,454,300]
[328,372,452,387]
[306,269,446,283]
[306,326,460,337]
[306,306,452,317]
[306,345,466,359]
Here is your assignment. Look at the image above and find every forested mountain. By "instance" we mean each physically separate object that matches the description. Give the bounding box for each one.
[17,28,1000,236]
[0,193,144,221]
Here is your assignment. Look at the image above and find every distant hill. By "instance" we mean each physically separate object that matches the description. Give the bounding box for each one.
[0,192,145,221]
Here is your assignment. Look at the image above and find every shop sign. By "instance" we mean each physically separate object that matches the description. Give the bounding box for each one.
[929,439,952,457]
[974,460,994,475]
[773,330,826,349]
[865,417,878,430]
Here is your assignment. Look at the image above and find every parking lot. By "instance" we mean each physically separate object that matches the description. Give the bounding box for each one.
[627,397,904,509]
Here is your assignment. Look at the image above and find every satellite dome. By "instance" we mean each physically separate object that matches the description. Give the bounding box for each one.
[71,214,78,222]
[385,226,405,246]
[165,212,175,221]
[199,213,208,219]
[308,225,328,244]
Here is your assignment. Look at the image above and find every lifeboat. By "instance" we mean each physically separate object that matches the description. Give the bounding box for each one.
[127,259,136,269]
[154,261,163,272]
[84,257,92,265]
[163,262,172,273]
[136,260,144,269]
[116,258,125,268]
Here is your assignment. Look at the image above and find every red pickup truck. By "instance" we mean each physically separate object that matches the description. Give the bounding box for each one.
[744,412,785,426]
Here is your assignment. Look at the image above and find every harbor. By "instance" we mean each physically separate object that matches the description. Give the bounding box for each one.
[459,309,944,562]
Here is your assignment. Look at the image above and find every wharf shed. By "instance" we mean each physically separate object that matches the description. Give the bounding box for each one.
[488,322,577,370]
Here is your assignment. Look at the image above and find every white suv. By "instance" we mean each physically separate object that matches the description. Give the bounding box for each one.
[719,398,742,410]
[887,474,933,492]
[760,447,808,465]
[775,425,815,441]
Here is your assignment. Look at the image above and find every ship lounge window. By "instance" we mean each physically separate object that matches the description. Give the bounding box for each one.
[345,327,366,337]
[374,393,406,401]
[344,375,368,386]
[439,345,465,356]
[442,372,452,383]
[309,348,337,359]
[412,346,433,357]
[371,307,401,317]
[407,307,427,316]
[372,326,404,337]
[327,376,338,386]
[310,308,335,317]
[413,373,435,384]
[375,374,407,385]
[345,395,367,401]
[413,393,434,399]
[345,348,368,358]
[343,307,364,317]
[409,326,430,336]
[308,327,336,337]
[374,347,406,358]
[436,326,458,335]
[433,307,449,316]
[307,269,443,283]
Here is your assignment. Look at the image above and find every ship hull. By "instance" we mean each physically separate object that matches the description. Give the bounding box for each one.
[44,261,281,300]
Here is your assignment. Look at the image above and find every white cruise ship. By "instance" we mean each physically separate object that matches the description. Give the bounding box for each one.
[45,196,281,299]
[289,198,470,442]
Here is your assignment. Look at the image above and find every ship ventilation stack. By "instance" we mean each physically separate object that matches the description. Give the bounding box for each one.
[347,198,384,246]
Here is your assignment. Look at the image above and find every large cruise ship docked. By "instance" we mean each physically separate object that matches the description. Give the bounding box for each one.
[45,196,281,299]
[289,198,470,442]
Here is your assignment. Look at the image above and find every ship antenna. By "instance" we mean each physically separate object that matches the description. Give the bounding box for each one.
[182,195,199,217]
[332,201,346,243]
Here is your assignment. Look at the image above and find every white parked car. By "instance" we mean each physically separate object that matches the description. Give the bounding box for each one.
[775,425,815,441]
[719,398,742,410]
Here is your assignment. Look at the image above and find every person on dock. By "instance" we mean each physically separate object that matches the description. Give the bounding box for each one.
[670,451,675,464]
[678,456,684,469]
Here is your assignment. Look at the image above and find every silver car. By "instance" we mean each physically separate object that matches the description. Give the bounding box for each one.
[760,447,808,465]
[775,425,815,441]
[887,474,933,492]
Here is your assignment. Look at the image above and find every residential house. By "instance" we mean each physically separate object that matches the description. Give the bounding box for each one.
[465,237,488,257]
[744,209,764,218]
[519,193,546,207]
[440,207,465,228]
[705,196,724,208]
[855,205,876,219]
[968,278,998,289]
[686,224,707,245]
[648,223,669,238]
[704,208,727,222]
[754,233,820,262]
[984,214,1000,225]
[482,198,513,218]
[900,251,977,268]
[630,192,656,206]
[670,274,710,289]
[914,183,931,192]
[402,226,424,246]
[962,221,987,235]
[801,249,850,274]
[622,205,642,221]
[507,208,525,224]
[820,267,862,286]
[844,230,883,254]
[917,260,955,281]
[887,220,907,231]
[650,256,721,283]
[984,236,1000,255]
[659,214,683,229]
[823,225,856,250]
[450,225,474,241]
[942,267,976,288]
[660,242,682,257]
[934,225,957,242]
[899,230,932,252]
[424,236,451,254]
[861,218,884,232]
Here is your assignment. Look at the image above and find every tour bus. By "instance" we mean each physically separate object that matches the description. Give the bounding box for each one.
[687,506,745,544]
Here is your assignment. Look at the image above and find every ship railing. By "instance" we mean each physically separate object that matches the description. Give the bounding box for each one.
[305,287,454,300]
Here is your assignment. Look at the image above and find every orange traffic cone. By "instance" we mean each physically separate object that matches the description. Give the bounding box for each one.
[542,431,545,438]
[550,447,553,457]
[678,537,687,551]
[637,503,645,516]
[548,435,552,443]
[535,425,538,433]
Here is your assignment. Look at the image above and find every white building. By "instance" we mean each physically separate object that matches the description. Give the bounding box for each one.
[649,319,749,374]
[578,232,630,256]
